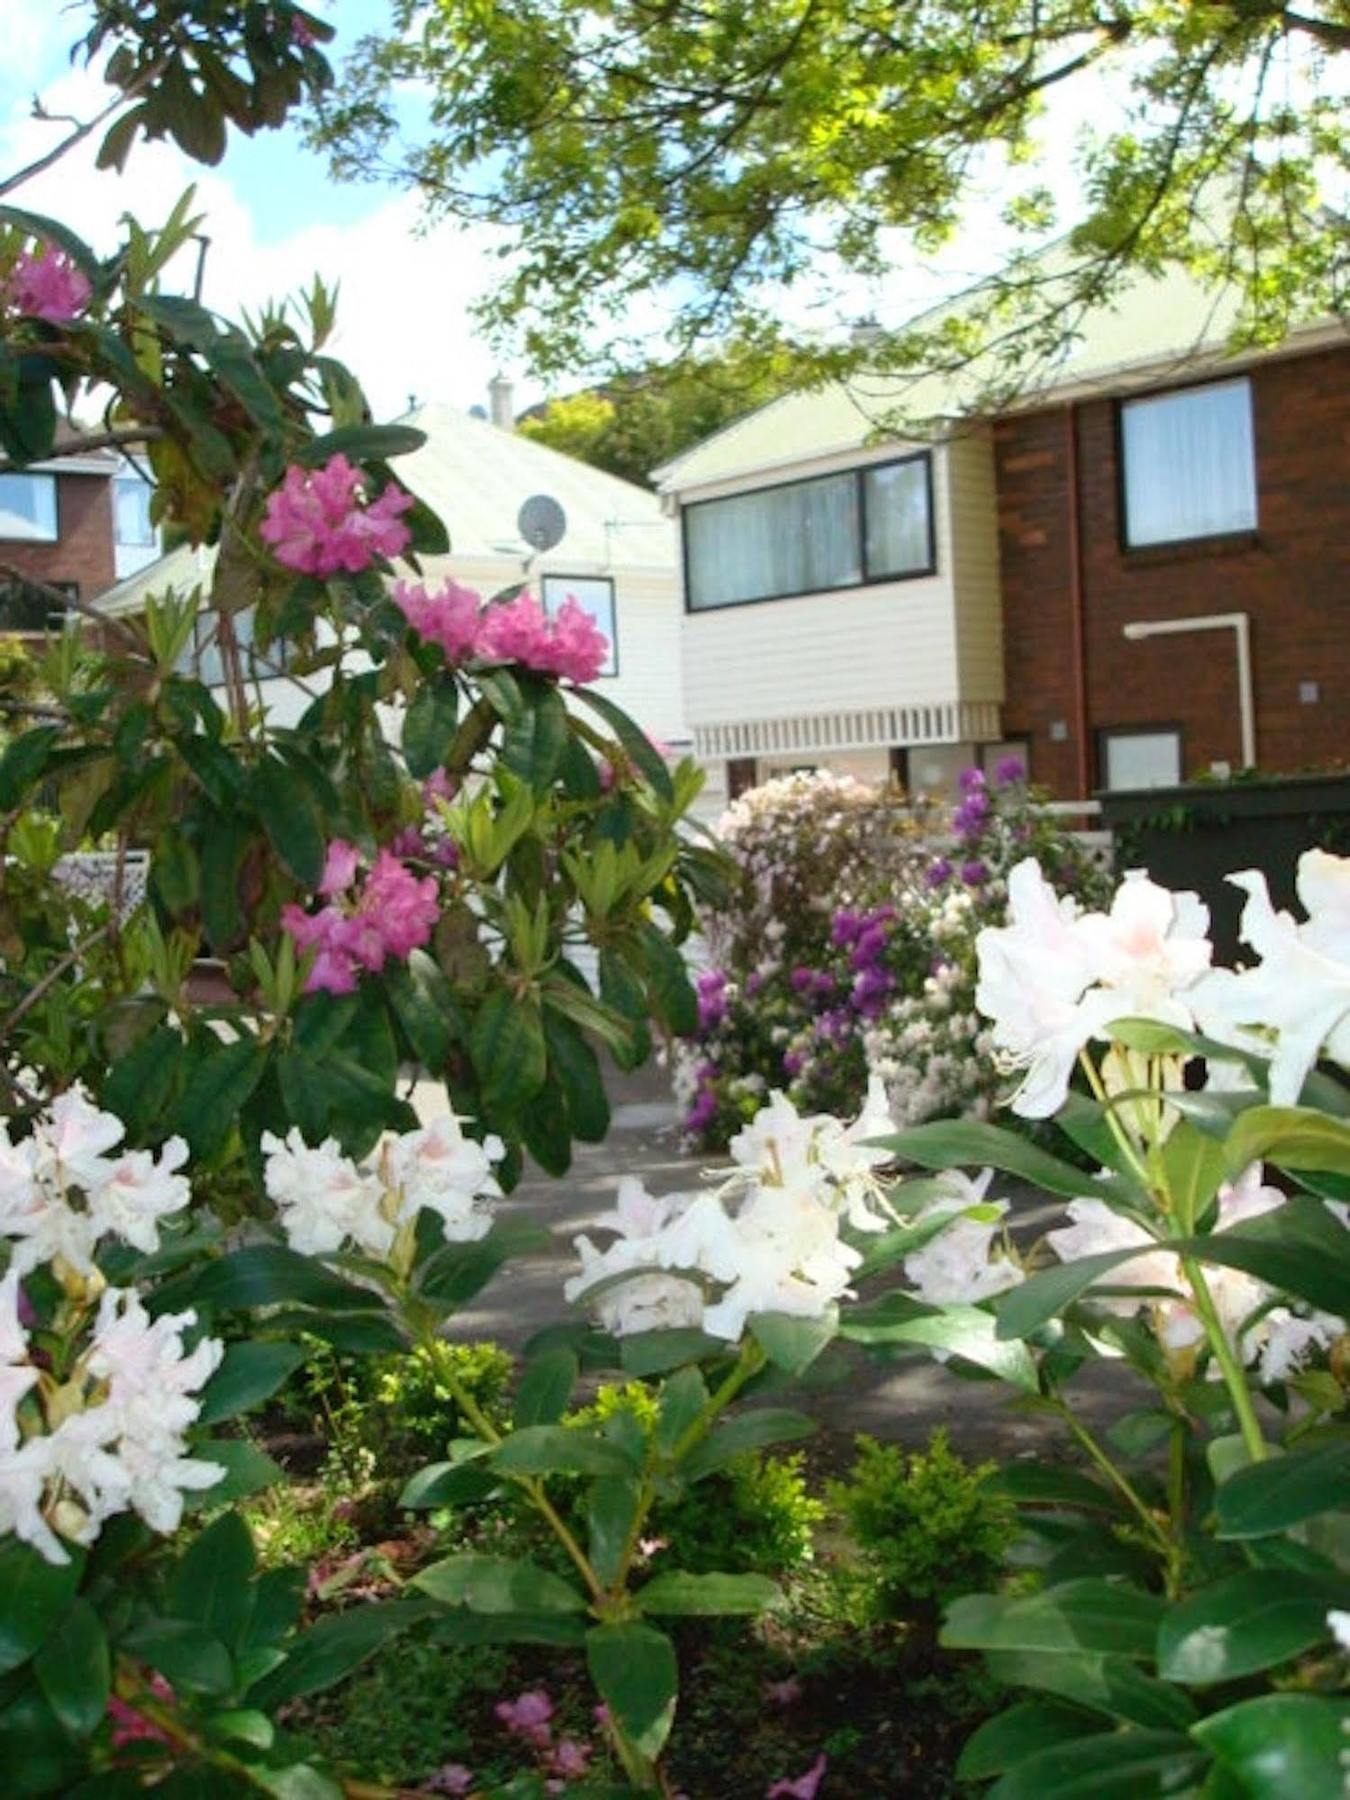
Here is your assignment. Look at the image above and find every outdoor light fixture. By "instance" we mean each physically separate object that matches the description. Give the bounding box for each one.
[1121,612,1256,769]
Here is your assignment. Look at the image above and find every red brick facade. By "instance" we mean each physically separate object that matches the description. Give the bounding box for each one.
[0,470,116,610]
[995,344,1350,798]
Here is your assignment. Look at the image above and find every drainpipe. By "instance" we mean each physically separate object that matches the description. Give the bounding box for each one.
[1064,404,1091,798]
[1121,613,1257,770]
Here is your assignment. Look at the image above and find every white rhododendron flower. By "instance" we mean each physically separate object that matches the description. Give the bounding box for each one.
[902,1171,1024,1306]
[261,1129,394,1258]
[1194,849,1350,1104]
[384,1115,504,1242]
[567,1087,896,1341]
[975,860,1213,1118]
[1328,1610,1350,1653]
[1045,1197,1183,1313]
[37,1085,125,1188]
[88,1137,191,1254]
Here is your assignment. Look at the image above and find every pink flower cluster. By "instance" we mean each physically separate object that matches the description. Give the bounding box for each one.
[5,244,91,325]
[393,581,609,684]
[281,839,439,995]
[260,454,413,576]
[494,1688,595,1789]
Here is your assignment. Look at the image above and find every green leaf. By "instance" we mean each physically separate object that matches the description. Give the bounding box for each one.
[513,1350,579,1428]
[682,1408,815,1479]
[845,1291,1039,1390]
[470,988,547,1109]
[119,1618,233,1697]
[988,1465,1125,1514]
[416,1221,549,1310]
[399,1454,499,1510]
[102,1023,184,1140]
[984,1728,1203,1799]
[585,1621,678,1759]
[1223,1105,1350,1179]
[0,726,59,809]
[403,677,460,779]
[872,1119,1136,1203]
[0,1685,85,1797]
[1156,1570,1342,1683]
[1215,1438,1350,1538]
[942,1580,1163,1660]
[750,1310,838,1375]
[656,1367,709,1454]
[492,1425,638,1478]
[168,1513,256,1650]
[296,424,427,466]
[428,1612,587,1647]
[635,1571,783,1616]
[544,1013,611,1143]
[588,1474,642,1587]
[384,951,460,1070]
[247,1764,346,1800]
[958,1701,1108,1781]
[197,1341,307,1426]
[501,680,569,790]
[413,1555,589,1615]
[0,205,101,279]
[1192,1693,1350,1800]
[34,1600,109,1739]
[248,1600,433,1709]
[574,689,674,800]
[983,1650,1197,1731]
[251,757,326,888]
[188,1440,282,1505]
[199,813,249,948]
[240,1567,306,1651]
[0,1540,83,1674]
[619,1327,724,1378]
[1160,1121,1227,1235]
[636,923,697,1036]
[172,1037,269,1161]
[163,1245,384,1315]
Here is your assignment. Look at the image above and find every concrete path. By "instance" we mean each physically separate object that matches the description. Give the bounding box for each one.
[418,1065,1139,1459]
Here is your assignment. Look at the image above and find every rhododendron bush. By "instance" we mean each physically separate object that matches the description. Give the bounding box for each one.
[676,766,1110,1146]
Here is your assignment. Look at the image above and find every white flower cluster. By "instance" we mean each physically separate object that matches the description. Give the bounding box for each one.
[1,1267,223,1564]
[1045,1167,1348,1383]
[566,1080,898,1341]
[0,1087,191,1273]
[977,849,1350,1118]
[261,1113,505,1259]
[865,965,999,1129]
[899,1169,1025,1306]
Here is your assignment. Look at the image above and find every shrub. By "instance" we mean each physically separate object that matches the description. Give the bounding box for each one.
[829,1431,1016,1621]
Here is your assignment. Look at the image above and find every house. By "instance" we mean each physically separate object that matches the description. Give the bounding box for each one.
[0,435,159,634]
[94,389,689,751]
[653,258,1349,807]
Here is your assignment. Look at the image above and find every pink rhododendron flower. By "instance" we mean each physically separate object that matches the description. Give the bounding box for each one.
[260,454,412,576]
[764,1675,803,1707]
[394,578,483,662]
[548,1738,592,1779]
[541,594,609,682]
[477,593,553,667]
[495,1688,554,1748]
[283,844,439,993]
[424,767,456,803]
[107,1672,175,1749]
[6,244,91,324]
[767,1752,827,1798]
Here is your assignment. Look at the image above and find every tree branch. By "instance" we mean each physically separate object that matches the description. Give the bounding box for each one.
[0,426,165,473]
[0,57,169,200]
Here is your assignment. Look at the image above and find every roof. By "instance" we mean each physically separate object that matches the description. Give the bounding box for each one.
[96,405,676,617]
[654,248,1344,495]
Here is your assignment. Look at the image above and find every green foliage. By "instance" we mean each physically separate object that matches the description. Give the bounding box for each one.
[313,0,1346,386]
[830,1432,1017,1617]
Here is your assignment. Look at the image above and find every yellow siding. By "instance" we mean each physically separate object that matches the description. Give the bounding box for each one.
[946,426,1004,705]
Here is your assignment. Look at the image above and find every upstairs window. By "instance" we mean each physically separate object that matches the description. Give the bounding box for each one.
[0,473,57,542]
[684,453,934,611]
[541,573,617,676]
[114,475,156,548]
[0,576,75,630]
[1120,378,1257,548]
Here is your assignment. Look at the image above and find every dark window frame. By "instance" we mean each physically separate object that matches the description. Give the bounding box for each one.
[540,571,619,677]
[1115,373,1258,552]
[0,471,59,545]
[1096,722,1186,792]
[681,451,937,614]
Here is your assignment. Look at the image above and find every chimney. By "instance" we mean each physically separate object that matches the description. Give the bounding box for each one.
[850,316,884,348]
[488,374,515,431]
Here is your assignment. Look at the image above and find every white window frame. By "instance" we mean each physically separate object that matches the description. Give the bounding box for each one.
[0,472,58,543]
[1100,726,1183,791]
[540,573,618,676]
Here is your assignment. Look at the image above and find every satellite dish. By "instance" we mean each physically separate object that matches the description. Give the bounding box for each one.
[518,494,566,554]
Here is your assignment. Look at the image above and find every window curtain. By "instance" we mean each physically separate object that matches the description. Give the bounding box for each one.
[1122,379,1257,546]
[864,459,930,576]
[686,471,860,608]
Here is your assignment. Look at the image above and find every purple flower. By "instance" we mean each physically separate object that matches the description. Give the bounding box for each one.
[924,857,953,889]
[696,968,729,1031]
[952,791,990,839]
[851,966,893,1016]
[782,1050,804,1078]
[811,971,837,999]
[789,966,817,994]
[830,909,862,948]
[994,755,1026,786]
[958,766,986,795]
[685,1086,718,1134]
[745,970,764,998]
[961,858,989,886]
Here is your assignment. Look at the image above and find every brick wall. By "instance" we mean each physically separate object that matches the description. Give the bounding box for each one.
[995,344,1350,798]
[0,471,116,607]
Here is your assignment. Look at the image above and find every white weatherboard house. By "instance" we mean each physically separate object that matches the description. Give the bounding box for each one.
[95,392,688,751]
[652,247,1342,812]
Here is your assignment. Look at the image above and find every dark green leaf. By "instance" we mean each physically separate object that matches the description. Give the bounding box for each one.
[588,1474,642,1587]
[187,1440,283,1505]
[119,1619,233,1697]
[403,677,460,779]
[513,1350,579,1428]
[0,206,101,279]
[874,1119,1136,1203]
[470,989,547,1109]
[428,1612,587,1647]
[585,1621,678,1759]
[619,1327,724,1378]
[34,1600,109,1739]
[413,1555,589,1615]
[983,1650,1197,1731]
[682,1408,815,1479]
[161,1244,381,1315]
[989,1465,1125,1514]
[635,1571,783,1616]
[296,424,427,466]
[251,757,325,888]
[846,1292,1039,1389]
[1157,1570,1342,1683]
[0,726,59,809]
[0,1540,83,1674]
[958,1700,1108,1782]
[750,1310,838,1375]
[172,1036,269,1161]
[168,1512,256,1649]
[985,1728,1203,1800]
[492,1425,638,1478]
[1193,1693,1350,1800]
[197,1341,307,1426]
[544,1014,611,1143]
[1224,1106,1350,1179]
[248,1600,434,1708]
[574,689,674,800]
[1215,1438,1350,1538]
[942,1580,1163,1660]
[501,681,569,790]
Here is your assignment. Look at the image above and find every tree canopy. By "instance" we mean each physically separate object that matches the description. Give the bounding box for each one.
[312,0,1349,395]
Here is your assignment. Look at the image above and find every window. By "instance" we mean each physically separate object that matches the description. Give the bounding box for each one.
[684,453,934,611]
[1120,378,1257,547]
[726,757,758,799]
[1100,727,1182,791]
[0,576,75,630]
[0,473,57,542]
[540,573,617,676]
[114,476,156,548]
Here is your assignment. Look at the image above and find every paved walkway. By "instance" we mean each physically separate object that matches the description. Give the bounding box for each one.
[418,1065,1135,1459]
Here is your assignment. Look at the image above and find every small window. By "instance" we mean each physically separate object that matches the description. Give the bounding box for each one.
[726,757,758,799]
[1101,727,1182,791]
[0,473,57,542]
[1120,378,1257,547]
[0,576,75,630]
[540,573,617,676]
[114,476,156,548]
[863,458,933,579]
